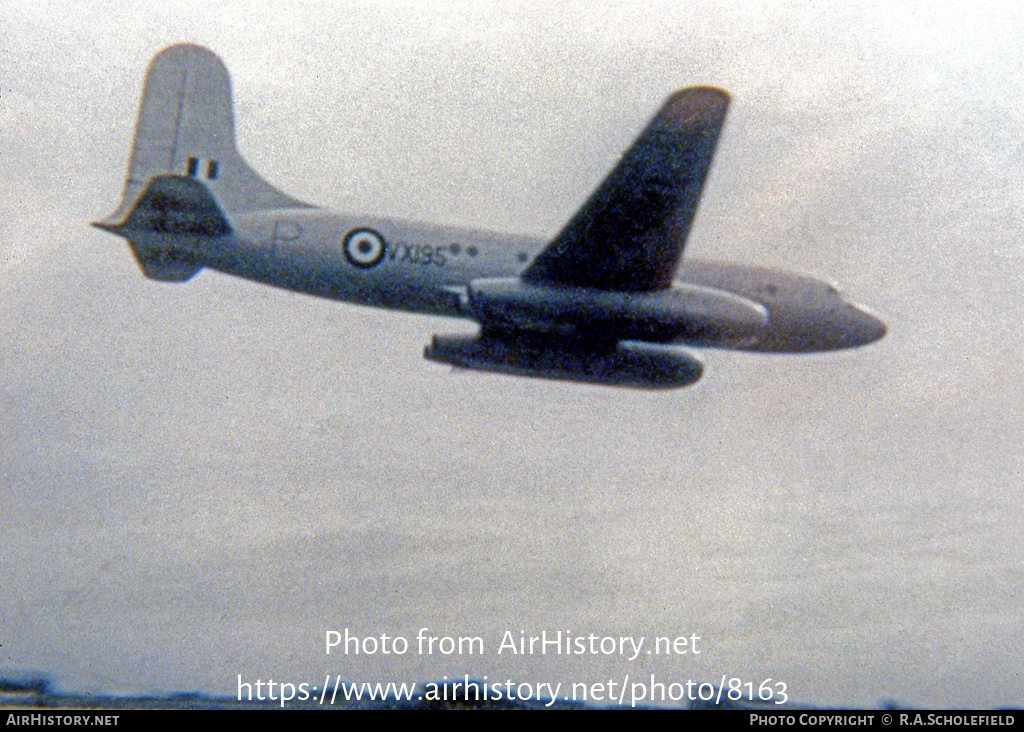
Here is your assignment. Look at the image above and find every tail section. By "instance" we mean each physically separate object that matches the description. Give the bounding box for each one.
[95,174,232,281]
[97,44,310,281]
[99,43,309,226]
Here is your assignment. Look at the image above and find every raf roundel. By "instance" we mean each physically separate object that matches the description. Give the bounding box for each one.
[344,228,387,268]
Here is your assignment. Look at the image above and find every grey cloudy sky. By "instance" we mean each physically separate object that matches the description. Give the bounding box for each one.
[2,0,1022,708]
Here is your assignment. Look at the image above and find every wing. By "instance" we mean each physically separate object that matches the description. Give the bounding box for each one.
[521,87,729,292]
[427,88,729,389]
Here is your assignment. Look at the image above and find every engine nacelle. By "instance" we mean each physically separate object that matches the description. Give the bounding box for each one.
[466,278,767,346]
[425,333,704,389]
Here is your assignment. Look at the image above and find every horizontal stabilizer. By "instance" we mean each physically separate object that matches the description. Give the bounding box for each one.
[126,242,202,282]
[523,87,729,292]
[93,175,229,282]
[97,174,232,237]
[425,331,703,389]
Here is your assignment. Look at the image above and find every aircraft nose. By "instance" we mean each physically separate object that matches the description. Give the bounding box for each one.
[840,302,887,348]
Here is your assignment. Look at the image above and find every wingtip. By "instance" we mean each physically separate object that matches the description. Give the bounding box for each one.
[646,87,729,136]
[672,86,730,99]
[666,86,730,113]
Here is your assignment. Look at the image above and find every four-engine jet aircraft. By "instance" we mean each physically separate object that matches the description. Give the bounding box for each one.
[95,44,886,389]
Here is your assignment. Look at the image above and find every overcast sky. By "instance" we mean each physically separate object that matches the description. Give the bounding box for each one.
[2,0,1023,708]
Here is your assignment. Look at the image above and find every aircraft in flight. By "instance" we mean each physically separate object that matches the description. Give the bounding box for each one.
[95,44,885,389]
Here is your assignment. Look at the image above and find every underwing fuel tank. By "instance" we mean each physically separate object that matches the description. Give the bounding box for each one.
[424,333,704,389]
[466,278,768,346]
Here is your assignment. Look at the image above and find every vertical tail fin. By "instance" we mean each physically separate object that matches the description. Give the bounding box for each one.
[101,43,309,225]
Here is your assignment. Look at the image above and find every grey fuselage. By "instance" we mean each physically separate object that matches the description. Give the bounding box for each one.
[159,206,886,355]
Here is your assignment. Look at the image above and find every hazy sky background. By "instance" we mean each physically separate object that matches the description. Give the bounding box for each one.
[2,0,1023,708]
